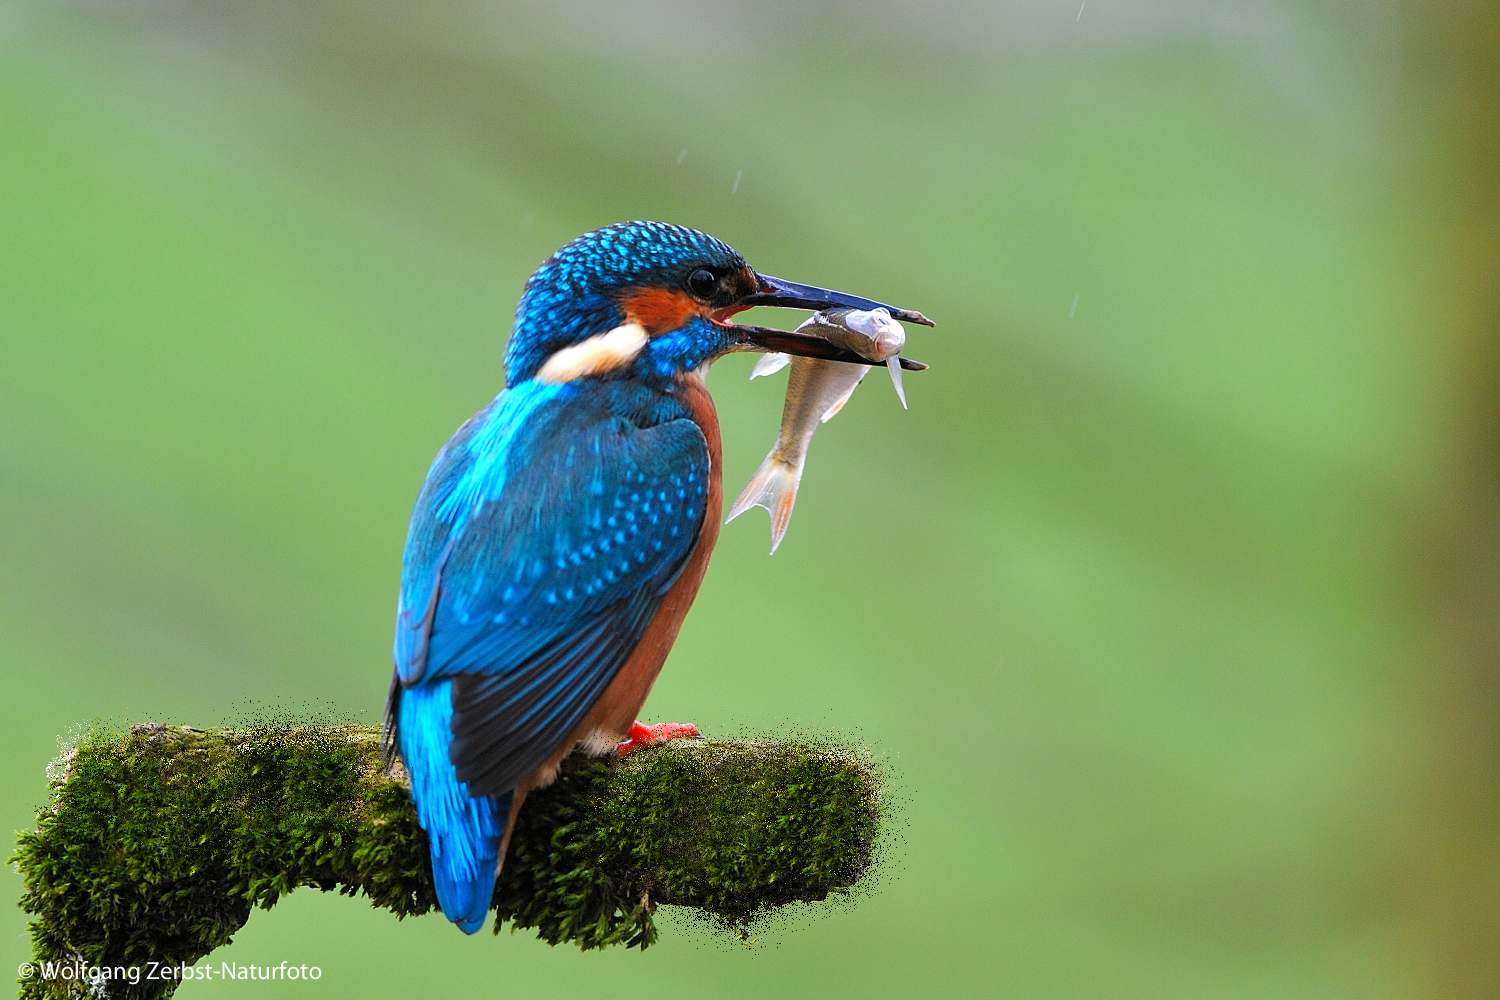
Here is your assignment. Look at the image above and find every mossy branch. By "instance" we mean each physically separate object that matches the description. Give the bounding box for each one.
[12,723,885,999]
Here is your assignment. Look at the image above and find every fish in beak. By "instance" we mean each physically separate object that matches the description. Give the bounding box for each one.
[727,273,934,369]
[729,306,927,552]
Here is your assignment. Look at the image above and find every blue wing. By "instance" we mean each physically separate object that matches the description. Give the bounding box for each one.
[394,379,710,797]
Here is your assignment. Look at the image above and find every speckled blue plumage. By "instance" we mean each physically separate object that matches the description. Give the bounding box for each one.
[392,222,730,932]
[505,221,745,385]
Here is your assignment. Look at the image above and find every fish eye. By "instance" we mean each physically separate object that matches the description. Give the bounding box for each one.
[686,268,717,298]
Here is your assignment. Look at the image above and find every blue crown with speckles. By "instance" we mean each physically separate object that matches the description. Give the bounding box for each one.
[505,222,746,385]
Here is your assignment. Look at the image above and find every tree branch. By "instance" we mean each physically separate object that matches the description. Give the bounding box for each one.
[13,722,885,999]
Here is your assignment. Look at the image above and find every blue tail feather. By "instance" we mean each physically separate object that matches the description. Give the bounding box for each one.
[398,681,513,934]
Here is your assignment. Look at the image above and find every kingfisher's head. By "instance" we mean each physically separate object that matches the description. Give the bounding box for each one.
[504,221,930,388]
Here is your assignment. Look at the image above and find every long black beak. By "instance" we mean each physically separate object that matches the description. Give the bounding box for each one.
[739,273,935,328]
[731,324,929,370]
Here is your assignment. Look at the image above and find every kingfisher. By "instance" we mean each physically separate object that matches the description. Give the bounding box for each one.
[385,221,930,933]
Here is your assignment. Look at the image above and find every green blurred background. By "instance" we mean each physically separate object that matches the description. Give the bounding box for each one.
[3,2,1497,997]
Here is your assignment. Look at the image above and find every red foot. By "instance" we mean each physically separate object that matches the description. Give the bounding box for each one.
[617,721,700,757]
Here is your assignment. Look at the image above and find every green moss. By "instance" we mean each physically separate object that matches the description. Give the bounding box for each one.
[12,723,886,999]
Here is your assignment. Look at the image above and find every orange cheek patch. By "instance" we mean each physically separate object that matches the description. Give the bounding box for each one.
[621,287,703,336]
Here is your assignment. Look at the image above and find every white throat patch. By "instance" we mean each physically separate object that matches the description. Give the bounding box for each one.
[535,323,649,385]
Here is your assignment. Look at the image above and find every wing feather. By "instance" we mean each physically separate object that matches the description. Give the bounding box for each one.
[394,380,709,798]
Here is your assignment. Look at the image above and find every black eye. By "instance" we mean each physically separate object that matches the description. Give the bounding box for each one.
[687,268,717,298]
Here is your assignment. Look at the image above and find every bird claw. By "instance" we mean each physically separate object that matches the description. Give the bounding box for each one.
[617,721,700,757]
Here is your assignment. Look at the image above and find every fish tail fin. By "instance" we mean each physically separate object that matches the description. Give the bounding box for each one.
[727,454,803,553]
[399,682,512,934]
